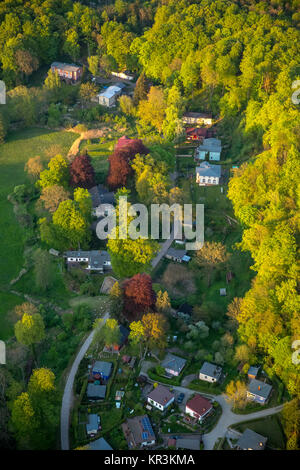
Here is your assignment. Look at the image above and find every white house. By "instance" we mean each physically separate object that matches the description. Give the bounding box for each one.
[196,161,221,186]
[182,112,213,126]
[185,394,212,421]
[147,385,175,411]
[199,362,222,383]
[161,353,187,377]
[195,138,222,161]
[64,250,111,272]
[97,85,122,107]
[247,379,272,404]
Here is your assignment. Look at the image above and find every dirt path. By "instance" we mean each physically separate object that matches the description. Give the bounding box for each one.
[67,128,110,159]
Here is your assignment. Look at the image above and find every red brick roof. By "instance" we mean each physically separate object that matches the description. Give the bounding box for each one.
[186,394,212,417]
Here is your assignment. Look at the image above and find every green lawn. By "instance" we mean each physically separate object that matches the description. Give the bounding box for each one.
[0,292,24,340]
[80,140,112,184]
[0,127,79,333]
[231,414,286,449]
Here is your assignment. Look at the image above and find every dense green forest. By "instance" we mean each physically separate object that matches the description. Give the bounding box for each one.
[0,0,299,450]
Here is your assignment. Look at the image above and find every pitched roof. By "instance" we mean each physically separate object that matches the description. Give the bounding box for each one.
[162,353,187,373]
[98,85,122,99]
[86,414,99,433]
[92,361,112,377]
[100,276,117,294]
[122,415,155,446]
[183,112,212,119]
[186,394,212,416]
[65,250,111,269]
[248,366,260,377]
[200,361,222,378]
[51,62,82,72]
[197,138,222,152]
[196,161,221,178]
[248,379,272,399]
[89,437,113,450]
[236,428,268,450]
[87,384,106,399]
[89,185,115,208]
[147,384,175,406]
[166,247,187,260]
[176,438,201,450]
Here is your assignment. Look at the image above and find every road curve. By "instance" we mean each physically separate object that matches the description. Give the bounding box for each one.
[60,312,109,450]
[140,361,284,450]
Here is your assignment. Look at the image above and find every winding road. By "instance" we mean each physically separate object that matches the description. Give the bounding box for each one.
[60,312,109,450]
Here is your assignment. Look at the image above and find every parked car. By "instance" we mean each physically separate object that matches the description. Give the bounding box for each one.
[177,393,185,403]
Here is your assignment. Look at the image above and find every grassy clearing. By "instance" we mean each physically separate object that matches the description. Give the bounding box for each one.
[80,140,113,184]
[231,414,285,449]
[0,128,79,337]
[69,295,110,314]
[0,128,79,288]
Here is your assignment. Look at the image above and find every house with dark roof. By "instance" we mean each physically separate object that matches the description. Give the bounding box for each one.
[182,112,213,126]
[185,394,213,421]
[161,353,187,377]
[236,428,268,450]
[86,414,100,436]
[196,161,221,186]
[176,437,201,450]
[165,248,191,263]
[87,384,107,400]
[92,361,112,381]
[199,362,222,383]
[147,384,175,411]
[89,185,115,218]
[122,415,156,448]
[51,62,82,82]
[247,379,272,404]
[88,437,113,450]
[64,250,111,273]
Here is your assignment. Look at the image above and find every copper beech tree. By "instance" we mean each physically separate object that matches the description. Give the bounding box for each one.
[123,273,156,321]
[107,139,148,189]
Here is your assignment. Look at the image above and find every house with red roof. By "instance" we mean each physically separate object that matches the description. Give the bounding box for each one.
[185,394,213,421]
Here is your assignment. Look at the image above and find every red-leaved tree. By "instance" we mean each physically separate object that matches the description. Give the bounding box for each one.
[70,153,95,189]
[107,139,148,190]
[123,273,156,320]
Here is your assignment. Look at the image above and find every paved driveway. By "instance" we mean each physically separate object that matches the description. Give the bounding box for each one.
[140,366,284,450]
[60,312,109,450]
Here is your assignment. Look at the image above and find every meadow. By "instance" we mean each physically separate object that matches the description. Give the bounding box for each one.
[0,127,78,339]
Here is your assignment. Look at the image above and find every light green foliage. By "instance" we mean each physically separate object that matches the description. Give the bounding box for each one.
[38,154,69,189]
